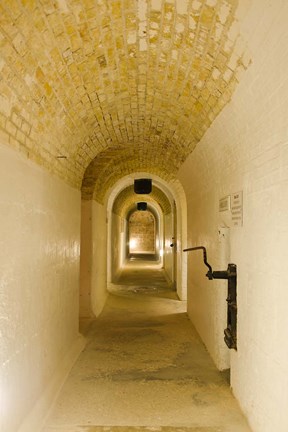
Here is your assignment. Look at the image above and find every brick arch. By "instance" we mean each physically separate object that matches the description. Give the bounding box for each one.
[81,145,178,202]
[105,172,187,299]
[112,184,172,217]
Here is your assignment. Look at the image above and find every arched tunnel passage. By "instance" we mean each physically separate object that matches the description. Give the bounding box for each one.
[44,171,250,432]
[2,2,288,431]
[69,172,250,432]
[109,181,176,291]
[79,173,187,320]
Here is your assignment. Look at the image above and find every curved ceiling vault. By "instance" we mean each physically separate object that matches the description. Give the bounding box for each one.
[0,1,250,195]
[112,184,172,217]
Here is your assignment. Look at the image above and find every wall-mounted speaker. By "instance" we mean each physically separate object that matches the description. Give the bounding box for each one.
[134,178,152,194]
[137,202,147,211]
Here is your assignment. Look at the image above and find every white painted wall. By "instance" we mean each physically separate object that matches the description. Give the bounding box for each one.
[80,200,108,317]
[0,144,85,432]
[110,212,123,281]
[80,200,93,318]
[178,1,288,431]
[164,212,174,284]
[91,200,108,316]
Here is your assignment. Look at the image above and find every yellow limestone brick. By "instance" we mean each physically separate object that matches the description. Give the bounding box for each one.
[0,0,250,194]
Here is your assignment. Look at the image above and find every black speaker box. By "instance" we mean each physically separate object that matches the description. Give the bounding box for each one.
[134,179,152,194]
[137,202,147,211]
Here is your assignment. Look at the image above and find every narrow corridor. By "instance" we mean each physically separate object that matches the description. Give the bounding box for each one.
[42,263,251,432]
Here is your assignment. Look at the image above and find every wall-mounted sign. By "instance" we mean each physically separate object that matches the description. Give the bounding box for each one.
[231,191,243,227]
[219,195,230,212]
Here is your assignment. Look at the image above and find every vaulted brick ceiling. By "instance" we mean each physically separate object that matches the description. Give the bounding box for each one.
[0,0,250,200]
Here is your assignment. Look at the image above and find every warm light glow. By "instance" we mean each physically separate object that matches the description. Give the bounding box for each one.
[159,249,163,257]
[129,238,137,249]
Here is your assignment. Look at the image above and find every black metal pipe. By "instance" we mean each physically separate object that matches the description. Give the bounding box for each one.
[183,246,237,350]
[212,270,229,280]
[183,246,213,277]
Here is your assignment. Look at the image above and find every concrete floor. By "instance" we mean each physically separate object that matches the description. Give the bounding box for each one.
[42,262,252,432]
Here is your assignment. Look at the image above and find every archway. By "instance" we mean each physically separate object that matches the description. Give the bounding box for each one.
[106,173,187,300]
[79,172,188,318]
